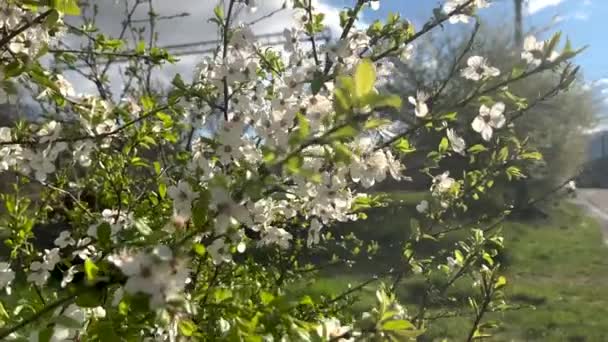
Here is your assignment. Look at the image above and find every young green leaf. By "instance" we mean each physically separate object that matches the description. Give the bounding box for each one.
[354,59,376,98]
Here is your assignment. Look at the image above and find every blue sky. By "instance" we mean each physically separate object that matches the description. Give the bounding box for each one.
[326,0,607,84]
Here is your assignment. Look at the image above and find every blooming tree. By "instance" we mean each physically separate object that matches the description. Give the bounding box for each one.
[0,0,583,340]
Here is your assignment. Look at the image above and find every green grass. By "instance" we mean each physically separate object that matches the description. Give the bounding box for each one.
[306,195,608,341]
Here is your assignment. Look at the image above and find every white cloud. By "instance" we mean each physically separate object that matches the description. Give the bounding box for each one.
[595,79,608,86]
[60,0,346,98]
[526,0,565,15]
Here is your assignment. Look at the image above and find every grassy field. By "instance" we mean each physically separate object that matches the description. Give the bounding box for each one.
[299,195,608,341]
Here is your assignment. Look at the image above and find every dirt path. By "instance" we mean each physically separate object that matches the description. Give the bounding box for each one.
[572,189,608,244]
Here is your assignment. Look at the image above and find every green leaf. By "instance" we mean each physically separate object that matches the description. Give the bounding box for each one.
[520,151,543,161]
[483,252,494,266]
[354,59,376,98]
[156,111,173,127]
[286,155,303,174]
[439,137,449,153]
[364,118,391,130]
[214,288,233,303]
[498,146,509,161]
[214,4,224,20]
[153,161,161,175]
[178,320,197,337]
[43,9,60,28]
[260,291,275,305]
[172,74,186,90]
[440,111,458,121]
[134,218,153,236]
[506,166,525,180]
[84,259,99,282]
[192,190,210,228]
[362,93,402,109]
[332,142,353,164]
[141,96,155,111]
[511,65,525,78]
[4,60,25,78]
[494,275,507,289]
[290,112,310,145]
[468,144,488,154]
[136,41,146,54]
[193,243,206,256]
[473,329,492,338]
[334,88,351,114]
[382,319,415,331]
[50,0,81,15]
[38,327,54,342]
[0,302,8,320]
[545,32,562,58]
[454,250,464,264]
[158,183,167,199]
[97,222,112,246]
[97,321,120,342]
[327,125,357,141]
[262,147,277,163]
[311,75,323,95]
[299,295,315,306]
[393,138,416,154]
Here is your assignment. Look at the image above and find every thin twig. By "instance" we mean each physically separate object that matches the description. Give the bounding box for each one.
[306,0,320,66]
[222,0,237,121]
[0,104,170,147]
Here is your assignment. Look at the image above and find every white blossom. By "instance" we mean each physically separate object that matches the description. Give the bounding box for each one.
[432,172,455,194]
[400,44,414,62]
[0,127,11,142]
[210,186,252,234]
[95,119,118,136]
[522,35,545,67]
[408,91,429,118]
[54,230,75,248]
[461,56,500,81]
[307,218,323,247]
[27,249,61,286]
[167,180,198,218]
[472,102,506,141]
[316,318,353,341]
[87,209,134,239]
[109,246,190,308]
[208,238,232,265]
[259,227,293,249]
[443,0,490,24]
[37,121,62,144]
[566,180,576,192]
[72,238,96,260]
[0,262,15,294]
[416,200,429,213]
[443,0,471,24]
[55,74,75,97]
[446,128,466,155]
[61,266,77,288]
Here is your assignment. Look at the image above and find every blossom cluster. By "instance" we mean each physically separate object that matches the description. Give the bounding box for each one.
[109,245,190,309]
[0,0,581,340]
[1,0,506,307]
